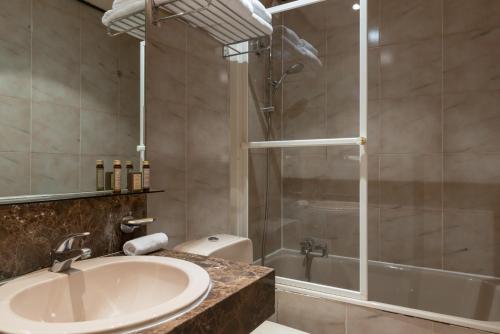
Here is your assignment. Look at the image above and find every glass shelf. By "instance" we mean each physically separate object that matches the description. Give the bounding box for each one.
[0,189,164,206]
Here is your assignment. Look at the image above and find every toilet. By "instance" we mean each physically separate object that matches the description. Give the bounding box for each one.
[173,234,253,264]
[174,235,310,334]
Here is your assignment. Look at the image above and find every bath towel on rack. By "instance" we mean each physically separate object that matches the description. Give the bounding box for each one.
[156,0,273,45]
[276,25,322,67]
[103,0,273,45]
[102,0,145,40]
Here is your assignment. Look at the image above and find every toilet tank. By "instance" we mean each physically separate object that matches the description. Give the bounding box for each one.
[173,234,253,264]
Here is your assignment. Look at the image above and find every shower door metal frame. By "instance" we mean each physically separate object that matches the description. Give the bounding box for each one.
[233,0,368,301]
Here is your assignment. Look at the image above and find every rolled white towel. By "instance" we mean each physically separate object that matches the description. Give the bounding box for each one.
[123,233,169,256]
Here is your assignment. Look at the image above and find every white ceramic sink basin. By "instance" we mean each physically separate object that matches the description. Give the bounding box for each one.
[0,256,211,334]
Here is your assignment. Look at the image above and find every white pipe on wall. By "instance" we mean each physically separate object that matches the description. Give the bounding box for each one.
[138,40,146,168]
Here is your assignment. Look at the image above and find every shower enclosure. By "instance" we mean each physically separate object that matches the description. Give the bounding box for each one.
[235,0,500,332]
[243,0,368,300]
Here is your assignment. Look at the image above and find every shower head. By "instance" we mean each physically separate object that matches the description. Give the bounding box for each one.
[272,63,304,91]
[286,63,305,75]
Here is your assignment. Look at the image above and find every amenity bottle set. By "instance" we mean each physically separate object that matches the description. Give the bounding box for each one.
[96,160,151,193]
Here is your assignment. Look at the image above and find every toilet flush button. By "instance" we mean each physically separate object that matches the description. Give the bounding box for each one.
[208,236,219,241]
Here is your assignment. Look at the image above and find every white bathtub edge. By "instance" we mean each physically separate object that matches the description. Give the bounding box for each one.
[276,283,500,334]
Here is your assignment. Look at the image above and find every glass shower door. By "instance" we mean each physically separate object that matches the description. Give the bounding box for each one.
[245,0,368,300]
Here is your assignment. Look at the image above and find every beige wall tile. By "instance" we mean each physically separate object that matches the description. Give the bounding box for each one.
[347,305,433,334]
[81,109,118,156]
[147,191,186,248]
[32,102,80,155]
[0,96,30,153]
[380,96,442,154]
[284,68,326,112]
[444,153,500,211]
[81,63,120,115]
[147,99,186,158]
[0,0,31,99]
[186,54,229,112]
[285,107,327,140]
[444,0,500,34]
[444,209,500,276]
[380,38,442,99]
[146,41,186,105]
[277,290,346,334]
[31,0,81,108]
[187,186,231,239]
[380,207,442,268]
[0,152,29,197]
[187,106,229,162]
[31,153,79,195]
[380,0,442,45]
[444,92,500,154]
[116,114,140,156]
[380,154,442,209]
[444,28,500,93]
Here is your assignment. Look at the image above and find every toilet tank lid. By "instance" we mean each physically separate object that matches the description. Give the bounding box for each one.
[173,234,251,257]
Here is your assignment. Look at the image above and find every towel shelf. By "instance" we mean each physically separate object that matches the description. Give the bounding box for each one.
[106,0,271,58]
[107,9,146,40]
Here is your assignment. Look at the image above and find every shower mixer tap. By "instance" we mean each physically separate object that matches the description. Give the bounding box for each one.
[300,238,328,282]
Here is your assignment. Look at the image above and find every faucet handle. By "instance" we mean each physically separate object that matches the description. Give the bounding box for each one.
[53,232,90,253]
[314,243,328,257]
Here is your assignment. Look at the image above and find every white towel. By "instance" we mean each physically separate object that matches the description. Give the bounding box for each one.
[123,233,169,256]
[102,0,143,26]
[102,0,145,39]
[275,26,322,67]
[278,26,319,56]
[252,0,272,23]
[283,36,323,66]
[157,0,273,43]
[103,0,273,44]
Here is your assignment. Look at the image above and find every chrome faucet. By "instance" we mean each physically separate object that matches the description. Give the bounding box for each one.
[300,238,328,282]
[50,232,92,273]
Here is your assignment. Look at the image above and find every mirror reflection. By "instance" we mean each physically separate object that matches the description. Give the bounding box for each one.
[0,0,141,197]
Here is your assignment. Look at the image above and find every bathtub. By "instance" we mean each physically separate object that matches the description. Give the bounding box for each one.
[264,249,500,332]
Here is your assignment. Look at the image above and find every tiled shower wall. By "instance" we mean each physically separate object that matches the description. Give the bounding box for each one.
[264,0,500,277]
[0,0,140,196]
[145,5,234,247]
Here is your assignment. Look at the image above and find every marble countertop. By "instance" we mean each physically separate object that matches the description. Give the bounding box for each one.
[137,250,275,334]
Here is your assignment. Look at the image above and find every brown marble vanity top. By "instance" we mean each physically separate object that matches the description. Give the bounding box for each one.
[137,250,275,334]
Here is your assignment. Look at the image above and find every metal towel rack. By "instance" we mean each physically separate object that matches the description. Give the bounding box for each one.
[107,0,271,57]
[107,10,146,40]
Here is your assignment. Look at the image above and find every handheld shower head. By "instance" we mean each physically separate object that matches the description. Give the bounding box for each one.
[272,63,304,91]
[286,63,305,74]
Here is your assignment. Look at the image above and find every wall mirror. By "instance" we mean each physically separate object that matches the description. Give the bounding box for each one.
[0,0,143,202]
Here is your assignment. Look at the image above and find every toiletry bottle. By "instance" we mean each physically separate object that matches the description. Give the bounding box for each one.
[128,172,143,193]
[96,160,104,191]
[105,172,114,190]
[125,161,133,190]
[125,161,133,175]
[142,160,150,191]
[113,160,122,193]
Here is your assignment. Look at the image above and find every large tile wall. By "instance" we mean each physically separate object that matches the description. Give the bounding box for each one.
[273,290,494,334]
[0,0,140,196]
[264,0,500,277]
[0,194,147,281]
[145,3,233,246]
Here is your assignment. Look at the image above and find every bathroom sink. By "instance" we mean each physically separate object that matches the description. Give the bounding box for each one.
[0,256,211,334]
